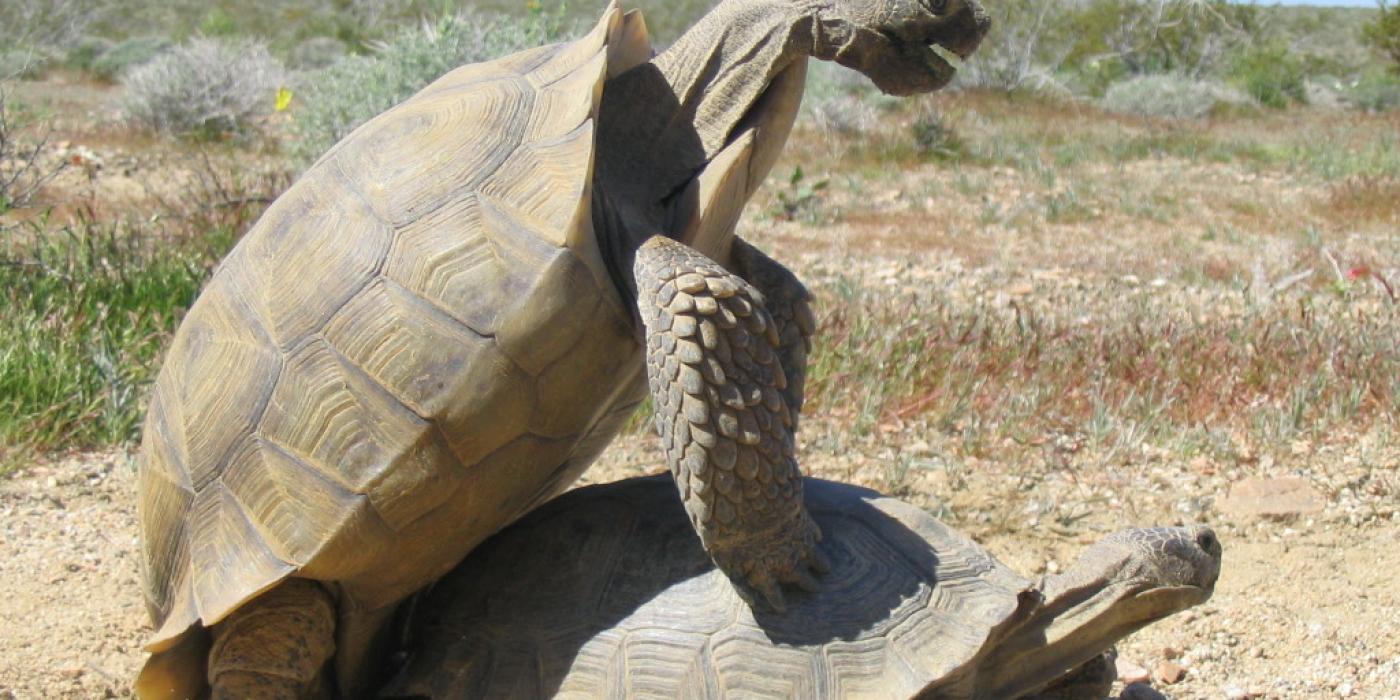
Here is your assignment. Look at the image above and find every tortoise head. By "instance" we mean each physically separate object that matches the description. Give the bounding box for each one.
[974,526,1222,698]
[812,0,992,95]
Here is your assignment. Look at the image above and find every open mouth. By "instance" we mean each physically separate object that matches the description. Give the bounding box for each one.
[866,31,963,95]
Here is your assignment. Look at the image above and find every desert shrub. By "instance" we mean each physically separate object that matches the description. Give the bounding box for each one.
[1101,73,1254,119]
[802,60,899,135]
[910,110,970,162]
[1363,0,1400,73]
[1341,68,1400,110]
[0,85,65,211]
[122,37,288,137]
[0,50,50,80]
[1068,0,1266,78]
[0,0,106,54]
[289,36,348,70]
[957,0,1075,91]
[64,36,115,73]
[91,36,173,81]
[290,7,575,164]
[1229,44,1308,108]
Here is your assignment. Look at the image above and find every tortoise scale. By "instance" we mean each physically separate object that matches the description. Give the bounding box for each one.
[134,0,993,697]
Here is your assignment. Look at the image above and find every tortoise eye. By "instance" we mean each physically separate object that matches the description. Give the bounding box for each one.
[924,0,949,14]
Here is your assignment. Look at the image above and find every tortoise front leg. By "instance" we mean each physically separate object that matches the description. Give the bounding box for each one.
[728,237,817,432]
[635,236,828,612]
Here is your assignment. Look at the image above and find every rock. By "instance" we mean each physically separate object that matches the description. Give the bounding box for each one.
[1223,684,1253,699]
[1120,682,1168,700]
[1216,476,1326,518]
[1154,660,1187,684]
[1116,657,1151,684]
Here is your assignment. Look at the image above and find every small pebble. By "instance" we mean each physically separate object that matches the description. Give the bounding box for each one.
[1120,682,1167,700]
[1154,661,1187,685]
[1116,658,1151,685]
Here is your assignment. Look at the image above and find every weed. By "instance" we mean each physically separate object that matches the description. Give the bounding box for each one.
[0,84,65,212]
[802,276,1397,461]
[0,153,285,470]
[770,166,831,224]
[0,214,233,468]
[911,110,969,162]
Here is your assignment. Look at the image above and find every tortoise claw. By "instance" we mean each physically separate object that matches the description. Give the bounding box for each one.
[788,566,821,593]
[752,574,787,613]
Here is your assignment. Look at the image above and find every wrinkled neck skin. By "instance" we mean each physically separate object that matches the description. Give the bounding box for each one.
[951,567,1208,698]
[592,0,823,303]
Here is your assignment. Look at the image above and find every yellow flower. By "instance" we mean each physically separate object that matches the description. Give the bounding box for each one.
[274,87,294,113]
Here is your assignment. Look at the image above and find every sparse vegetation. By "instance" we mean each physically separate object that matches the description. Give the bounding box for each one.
[89,36,172,81]
[290,6,575,163]
[0,155,285,467]
[1229,44,1309,109]
[121,37,288,137]
[0,84,64,212]
[1363,0,1400,72]
[0,216,230,463]
[804,275,1397,460]
[1101,73,1253,119]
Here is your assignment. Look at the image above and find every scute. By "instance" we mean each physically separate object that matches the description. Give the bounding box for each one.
[138,0,653,653]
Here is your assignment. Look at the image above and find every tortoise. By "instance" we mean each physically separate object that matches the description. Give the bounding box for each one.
[381,474,1223,699]
[133,0,991,697]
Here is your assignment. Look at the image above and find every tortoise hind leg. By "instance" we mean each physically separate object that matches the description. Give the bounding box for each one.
[634,235,828,613]
[208,578,336,699]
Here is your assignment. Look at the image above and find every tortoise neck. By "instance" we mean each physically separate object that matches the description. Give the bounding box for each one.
[594,0,818,257]
[650,0,818,159]
[970,577,1201,698]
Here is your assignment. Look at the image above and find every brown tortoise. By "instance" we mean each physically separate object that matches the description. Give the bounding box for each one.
[134,0,991,697]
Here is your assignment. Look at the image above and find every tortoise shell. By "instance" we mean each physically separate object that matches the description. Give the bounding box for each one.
[383,475,1036,698]
[137,3,654,651]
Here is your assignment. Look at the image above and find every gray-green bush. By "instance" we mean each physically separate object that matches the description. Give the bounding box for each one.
[122,37,288,136]
[1229,44,1308,108]
[1101,73,1254,119]
[1341,67,1400,110]
[64,36,116,73]
[90,36,173,80]
[290,8,575,164]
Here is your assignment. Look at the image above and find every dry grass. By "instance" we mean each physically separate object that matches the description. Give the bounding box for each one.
[801,275,1396,463]
[1323,176,1400,226]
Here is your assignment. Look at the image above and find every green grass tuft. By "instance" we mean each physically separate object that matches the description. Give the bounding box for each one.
[0,216,232,469]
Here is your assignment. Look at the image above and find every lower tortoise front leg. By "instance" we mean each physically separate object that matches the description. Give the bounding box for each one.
[635,236,828,612]
[728,237,817,431]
